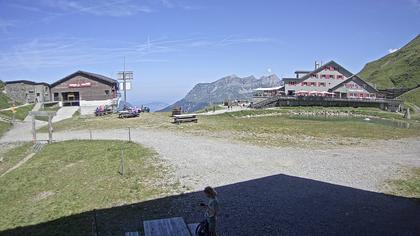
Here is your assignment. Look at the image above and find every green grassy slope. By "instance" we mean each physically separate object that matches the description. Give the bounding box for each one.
[0,140,175,235]
[399,87,420,107]
[0,80,11,109]
[0,93,12,110]
[0,142,33,175]
[0,121,11,137]
[358,34,420,89]
[0,104,34,120]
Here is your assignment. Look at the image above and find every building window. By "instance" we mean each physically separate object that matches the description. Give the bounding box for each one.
[318,82,326,87]
[289,81,297,86]
[321,74,326,79]
[337,75,343,79]
[28,90,34,93]
[310,82,316,86]
[105,90,110,95]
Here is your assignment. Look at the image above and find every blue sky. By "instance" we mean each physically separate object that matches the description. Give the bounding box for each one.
[0,0,419,104]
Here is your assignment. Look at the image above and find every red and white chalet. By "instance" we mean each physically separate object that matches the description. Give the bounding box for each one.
[283,61,378,99]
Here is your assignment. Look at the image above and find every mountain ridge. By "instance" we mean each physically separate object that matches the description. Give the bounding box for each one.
[357,34,420,89]
[159,74,282,112]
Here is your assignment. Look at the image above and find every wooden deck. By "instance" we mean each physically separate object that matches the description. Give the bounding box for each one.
[143,217,192,236]
[252,95,403,112]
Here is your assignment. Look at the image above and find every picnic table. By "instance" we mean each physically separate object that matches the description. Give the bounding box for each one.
[143,217,196,236]
[173,114,198,124]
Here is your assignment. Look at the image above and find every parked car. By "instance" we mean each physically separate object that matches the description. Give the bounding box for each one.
[118,108,139,118]
[95,105,113,116]
[140,106,150,113]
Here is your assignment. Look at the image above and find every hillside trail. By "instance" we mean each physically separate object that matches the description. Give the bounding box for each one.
[0,103,31,112]
[0,153,36,178]
[412,104,420,113]
[200,105,249,115]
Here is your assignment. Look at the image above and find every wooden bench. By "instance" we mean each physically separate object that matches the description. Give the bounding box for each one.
[173,114,198,124]
[144,217,191,236]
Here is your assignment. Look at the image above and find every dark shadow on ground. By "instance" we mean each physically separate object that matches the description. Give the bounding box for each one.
[1,174,419,236]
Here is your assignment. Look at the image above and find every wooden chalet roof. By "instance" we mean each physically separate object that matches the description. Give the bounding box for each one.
[50,71,118,88]
[328,75,378,93]
[5,80,49,86]
[282,61,354,81]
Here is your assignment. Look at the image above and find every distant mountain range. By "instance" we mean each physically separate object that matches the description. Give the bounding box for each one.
[159,74,281,112]
[143,101,170,112]
[358,34,420,89]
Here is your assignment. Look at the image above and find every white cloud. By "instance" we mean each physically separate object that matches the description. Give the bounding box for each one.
[0,35,275,72]
[31,0,153,17]
[409,0,420,10]
[0,18,14,33]
[388,48,399,53]
[158,0,205,11]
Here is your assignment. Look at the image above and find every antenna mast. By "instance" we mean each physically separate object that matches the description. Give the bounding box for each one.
[117,57,133,103]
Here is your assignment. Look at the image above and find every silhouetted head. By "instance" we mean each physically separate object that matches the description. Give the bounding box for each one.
[204,186,217,198]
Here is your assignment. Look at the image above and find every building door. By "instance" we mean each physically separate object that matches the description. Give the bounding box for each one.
[287,90,295,96]
[62,92,80,106]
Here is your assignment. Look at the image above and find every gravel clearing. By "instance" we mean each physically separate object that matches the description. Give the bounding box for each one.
[4,127,418,192]
[1,126,420,235]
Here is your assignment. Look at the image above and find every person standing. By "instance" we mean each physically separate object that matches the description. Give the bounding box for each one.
[200,186,219,236]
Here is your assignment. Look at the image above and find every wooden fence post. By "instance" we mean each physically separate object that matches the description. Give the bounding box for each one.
[32,116,36,144]
[48,115,53,143]
[120,149,125,176]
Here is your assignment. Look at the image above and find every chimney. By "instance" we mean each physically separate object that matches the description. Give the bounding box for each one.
[315,61,320,70]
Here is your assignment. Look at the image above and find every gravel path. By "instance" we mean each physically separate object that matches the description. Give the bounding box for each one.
[1,127,420,235]
[1,127,419,192]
